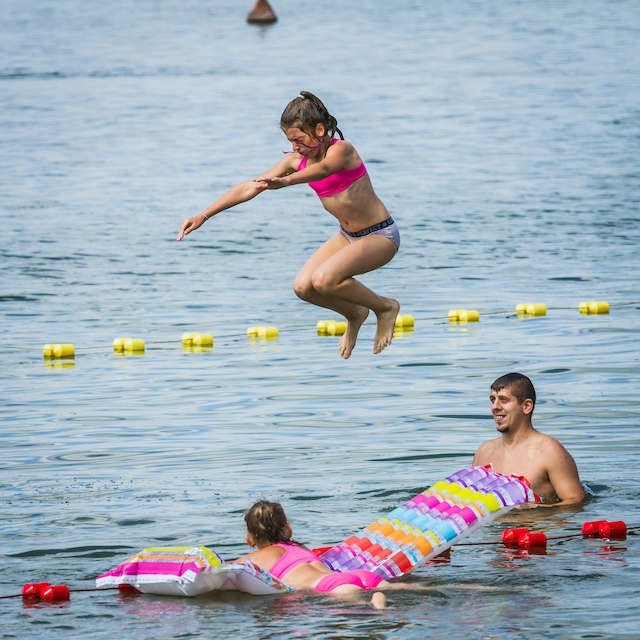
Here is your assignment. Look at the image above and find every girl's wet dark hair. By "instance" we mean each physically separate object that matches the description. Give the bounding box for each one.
[280,91,344,140]
[244,500,294,545]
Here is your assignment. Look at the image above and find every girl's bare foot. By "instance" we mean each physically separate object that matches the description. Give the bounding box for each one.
[340,307,370,359]
[373,298,400,354]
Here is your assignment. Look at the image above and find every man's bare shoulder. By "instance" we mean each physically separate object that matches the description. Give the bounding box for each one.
[528,430,572,457]
[473,437,502,463]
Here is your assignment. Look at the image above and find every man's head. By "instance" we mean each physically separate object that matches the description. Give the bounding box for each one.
[490,373,536,433]
[491,372,536,408]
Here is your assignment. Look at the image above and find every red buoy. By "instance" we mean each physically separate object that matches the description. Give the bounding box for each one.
[517,532,547,549]
[598,521,627,540]
[22,582,51,598]
[582,520,608,537]
[502,528,529,546]
[40,584,70,602]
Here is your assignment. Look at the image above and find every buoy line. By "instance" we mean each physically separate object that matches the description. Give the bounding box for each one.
[1,521,635,602]
[1,300,638,359]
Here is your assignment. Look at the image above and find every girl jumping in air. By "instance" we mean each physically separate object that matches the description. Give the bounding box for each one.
[177,91,400,359]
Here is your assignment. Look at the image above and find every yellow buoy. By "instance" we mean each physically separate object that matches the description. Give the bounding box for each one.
[114,337,145,353]
[326,320,347,336]
[516,303,547,317]
[317,320,346,336]
[123,338,145,352]
[113,337,129,352]
[257,326,279,339]
[43,343,75,359]
[248,326,279,339]
[193,333,213,347]
[579,301,610,315]
[394,314,415,328]
[462,310,480,322]
[448,309,480,323]
[182,332,213,348]
[181,332,197,346]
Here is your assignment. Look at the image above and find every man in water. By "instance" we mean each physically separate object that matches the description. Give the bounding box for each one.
[472,373,585,506]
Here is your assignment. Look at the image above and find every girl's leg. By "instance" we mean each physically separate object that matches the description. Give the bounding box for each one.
[321,583,388,609]
[305,234,399,357]
[370,592,387,609]
[294,234,367,317]
[294,234,372,358]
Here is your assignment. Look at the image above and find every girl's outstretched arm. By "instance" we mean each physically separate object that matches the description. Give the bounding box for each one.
[177,155,297,240]
[177,179,266,240]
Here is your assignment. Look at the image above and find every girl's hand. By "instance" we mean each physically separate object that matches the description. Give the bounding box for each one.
[255,176,288,190]
[177,214,207,241]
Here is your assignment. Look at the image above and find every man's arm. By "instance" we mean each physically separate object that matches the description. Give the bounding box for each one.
[538,439,585,507]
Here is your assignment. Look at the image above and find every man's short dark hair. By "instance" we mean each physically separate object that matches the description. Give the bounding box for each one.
[491,372,536,409]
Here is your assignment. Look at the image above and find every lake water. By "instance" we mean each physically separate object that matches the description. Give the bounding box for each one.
[1,1,639,638]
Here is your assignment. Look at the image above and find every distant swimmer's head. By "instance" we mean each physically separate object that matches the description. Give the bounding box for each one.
[280,91,344,145]
[491,372,536,410]
[244,500,292,547]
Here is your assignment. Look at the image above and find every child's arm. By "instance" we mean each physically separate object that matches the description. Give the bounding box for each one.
[177,180,265,240]
[256,141,353,190]
[177,155,298,240]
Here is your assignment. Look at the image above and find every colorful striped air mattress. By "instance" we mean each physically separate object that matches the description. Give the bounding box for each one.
[96,466,538,595]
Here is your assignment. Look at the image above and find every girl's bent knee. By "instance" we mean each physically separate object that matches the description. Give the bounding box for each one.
[310,271,338,296]
[293,279,314,301]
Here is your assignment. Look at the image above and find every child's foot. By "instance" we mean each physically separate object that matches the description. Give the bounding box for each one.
[370,591,387,609]
[373,298,400,354]
[339,307,369,359]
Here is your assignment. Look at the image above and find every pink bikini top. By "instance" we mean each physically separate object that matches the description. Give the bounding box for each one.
[297,139,367,198]
[268,543,319,580]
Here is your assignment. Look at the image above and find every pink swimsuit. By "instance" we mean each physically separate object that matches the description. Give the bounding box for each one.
[297,139,400,249]
[268,543,384,593]
[314,569,384,593]
[268,543,321,580]
[297,139,367,198]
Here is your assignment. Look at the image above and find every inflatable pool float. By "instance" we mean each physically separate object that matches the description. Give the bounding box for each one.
[97,466,538,595]
[96,546,292,596]
[318,465,538,578]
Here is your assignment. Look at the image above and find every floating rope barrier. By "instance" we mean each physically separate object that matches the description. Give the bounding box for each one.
[2,300,639,359]
[0,584,123,601]
[457,521,637,548]
[2,522,635,602]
